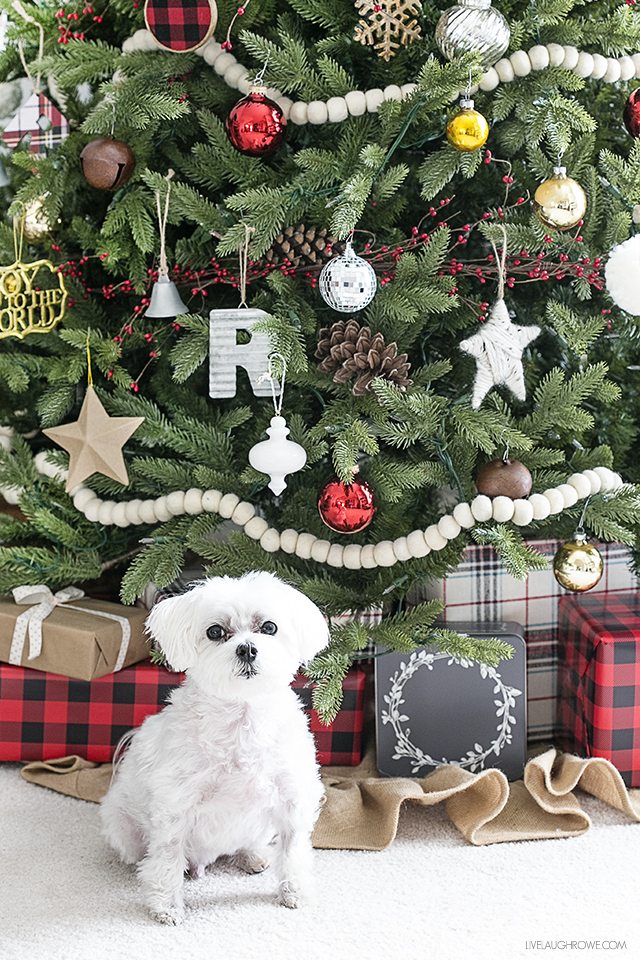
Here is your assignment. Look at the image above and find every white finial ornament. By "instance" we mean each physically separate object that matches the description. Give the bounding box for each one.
[459,231,540,408]
[248,354,307,495]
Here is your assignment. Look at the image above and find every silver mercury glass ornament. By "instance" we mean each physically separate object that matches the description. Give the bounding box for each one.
[318,240,377,313]
[435,0,510,69]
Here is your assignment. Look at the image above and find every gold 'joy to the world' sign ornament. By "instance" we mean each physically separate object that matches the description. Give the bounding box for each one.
[0,217,68,340]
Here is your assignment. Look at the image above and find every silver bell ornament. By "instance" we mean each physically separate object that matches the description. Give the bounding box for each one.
[145,273,188,318]
[318,240,377,313]
[145,169,188,319]
[248,354,307,496]
[435,0,510,68]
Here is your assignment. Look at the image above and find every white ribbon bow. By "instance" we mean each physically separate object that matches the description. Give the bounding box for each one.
[9,584,131,672]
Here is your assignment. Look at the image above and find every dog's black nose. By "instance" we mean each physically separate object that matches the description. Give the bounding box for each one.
[236,642,258,663]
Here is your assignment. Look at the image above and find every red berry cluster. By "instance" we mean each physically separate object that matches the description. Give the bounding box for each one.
[54,3,102,44]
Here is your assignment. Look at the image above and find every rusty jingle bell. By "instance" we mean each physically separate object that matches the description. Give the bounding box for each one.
[0,258,68,339]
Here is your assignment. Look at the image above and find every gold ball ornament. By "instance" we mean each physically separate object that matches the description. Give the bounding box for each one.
[553,533,603,593]
[533,166,587,231]
[446,99,489,152]
[22,196,52,242]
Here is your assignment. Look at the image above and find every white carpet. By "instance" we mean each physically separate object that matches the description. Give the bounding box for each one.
[1,765,638,960]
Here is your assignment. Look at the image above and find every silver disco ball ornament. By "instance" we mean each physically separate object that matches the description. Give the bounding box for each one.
[318,241,377,313]
[435,0,510,68]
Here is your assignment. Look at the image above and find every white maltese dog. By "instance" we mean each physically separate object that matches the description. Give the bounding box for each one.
[100,572,329,924]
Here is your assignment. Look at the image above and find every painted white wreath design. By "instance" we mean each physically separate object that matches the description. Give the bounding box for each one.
[381,649,522,774]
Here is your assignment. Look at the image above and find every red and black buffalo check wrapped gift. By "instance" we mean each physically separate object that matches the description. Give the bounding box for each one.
[557,591,640,787]
[0,661,366,765]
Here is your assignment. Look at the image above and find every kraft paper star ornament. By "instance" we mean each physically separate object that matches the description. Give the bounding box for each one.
[459,299,541,409]
[43,386,144,492]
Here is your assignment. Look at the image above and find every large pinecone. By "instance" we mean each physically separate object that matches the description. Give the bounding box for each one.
[315,319,412,396]
[264,223,341,268]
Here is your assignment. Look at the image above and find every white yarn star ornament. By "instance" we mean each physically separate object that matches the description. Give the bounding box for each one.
[459,298,541,409]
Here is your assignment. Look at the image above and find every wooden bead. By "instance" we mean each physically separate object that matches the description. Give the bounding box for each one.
[373,541,397,567]
[400,83,417,98]
[345,91,367,116]
[154,497,172,522]
[360,544,377,568]
[327,544,344,567]
[364,88,384,111]
[278,97,293,119]
[138,500,157,524]
[620,56,635,81]
[310,539,331,562]
[574,52,594,78]
[547,43,565,66]
[307,100,329,124]
[557,483,578,508]
[97,501,115,525]
[591,53,608,80]
[124,499,143,525]
[244,516,269,540]
[166,491,186,516]
[383,84,402,101]
[529,493,551,521]
[510,51,532,77]
[406,529,430,558]
[289,101,308,125]
[112,502,129,527]
[84,499,102,523]
[218,493,240,518]
[562,46,580,70]
[73,488,96,511]
[512,499,534,526]
[437,516,461,540]
[183,488,203,515]
[213,51,235,74]
[494,58,514,83]
[479,67,499,91]
[528,45,550,70]
[567,473,591,499]
[453,502,475,529]
[224,63,248,87]
[492,496,515,522]
[260,528,281,553]
[471,495,493,522]
[476,459,533,498]
[582,469,601,494]
[295,532,316,559]
[279,528,298,554]
[202,489,222,513]
[392,537,412,562]
[326,97,348,122]
[604,58,621,82]
[231,501,255,526]
[424,524,447,551]
[543,488,564,514]
[343,544,363,569]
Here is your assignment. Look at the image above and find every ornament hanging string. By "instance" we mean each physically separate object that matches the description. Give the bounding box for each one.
[12,0,44,93]
[490,224,508,299]
[575,495,591,535]
[85,333,93,387]
[155,169,175,278]
[12,215,25,264]
[258,352,287,414]
[238,223,255,307]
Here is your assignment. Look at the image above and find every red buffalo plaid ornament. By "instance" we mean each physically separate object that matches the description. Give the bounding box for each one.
[557,591,640,787]
[2,91,69,156]
[144,0,217,52]
[0,661,365,766]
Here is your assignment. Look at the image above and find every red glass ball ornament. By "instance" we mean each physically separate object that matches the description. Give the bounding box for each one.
[318,477,376,534]
[624,88,640,138]
[225,87,286,157]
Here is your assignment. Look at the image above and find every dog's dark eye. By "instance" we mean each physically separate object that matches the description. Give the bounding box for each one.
[260,621,277,635]
[206,624,225,641]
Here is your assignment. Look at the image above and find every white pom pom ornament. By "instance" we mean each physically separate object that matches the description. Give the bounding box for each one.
[605,234,640,315]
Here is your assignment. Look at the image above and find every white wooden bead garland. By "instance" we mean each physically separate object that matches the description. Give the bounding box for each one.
[32,452,624,571]
[122,30,640,128]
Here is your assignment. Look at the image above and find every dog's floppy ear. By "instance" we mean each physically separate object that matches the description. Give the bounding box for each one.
[288,587,330,665]
[145,592,200,672]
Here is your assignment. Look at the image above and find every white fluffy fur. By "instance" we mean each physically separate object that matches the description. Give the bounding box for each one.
[100,572,329,925]
[605,233,640,316]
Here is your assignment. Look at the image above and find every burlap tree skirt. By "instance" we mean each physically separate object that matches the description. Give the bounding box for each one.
[20,748,640,849]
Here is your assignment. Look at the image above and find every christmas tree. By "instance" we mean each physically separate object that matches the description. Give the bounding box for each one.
[1,0,639,718]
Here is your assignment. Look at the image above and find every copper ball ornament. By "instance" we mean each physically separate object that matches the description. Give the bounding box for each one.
[446,99,489,152]
[624,88,640,138]
[553,533,603,592]
[533,166,587,232]
[80,137,136,191]
[475,459,533,499]
[318,477,376,534]
[226,87,286,157]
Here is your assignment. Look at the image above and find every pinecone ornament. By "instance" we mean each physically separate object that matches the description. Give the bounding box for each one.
[315,320,412,395]
[265,224,341,268]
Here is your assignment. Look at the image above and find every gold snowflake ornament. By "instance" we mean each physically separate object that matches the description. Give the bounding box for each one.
[354,0,422,61]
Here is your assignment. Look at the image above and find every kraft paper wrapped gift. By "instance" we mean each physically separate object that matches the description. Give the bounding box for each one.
[0,585,150,682]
